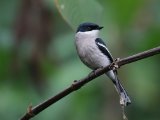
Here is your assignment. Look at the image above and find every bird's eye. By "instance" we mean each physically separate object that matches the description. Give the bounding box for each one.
[87,27,91,30]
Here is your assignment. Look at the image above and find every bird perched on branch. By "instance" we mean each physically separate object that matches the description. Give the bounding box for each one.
[75,22,131,106]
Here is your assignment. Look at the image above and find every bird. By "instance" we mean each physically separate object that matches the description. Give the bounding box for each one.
[75,22,131,106]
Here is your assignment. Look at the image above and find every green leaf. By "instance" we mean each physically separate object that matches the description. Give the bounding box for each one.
[102,0,144,27]
[54,0,103,30]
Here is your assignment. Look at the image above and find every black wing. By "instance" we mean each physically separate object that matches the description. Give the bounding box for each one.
[95,38,113,62]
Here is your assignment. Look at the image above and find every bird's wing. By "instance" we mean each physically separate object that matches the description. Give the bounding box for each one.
[95,38,118,74]
[95,38,113,62]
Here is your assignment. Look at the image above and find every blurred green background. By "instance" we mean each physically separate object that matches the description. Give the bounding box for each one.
[0,0,160,120]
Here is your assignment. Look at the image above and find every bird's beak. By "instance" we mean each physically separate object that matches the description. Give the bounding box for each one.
[98,26,103,30]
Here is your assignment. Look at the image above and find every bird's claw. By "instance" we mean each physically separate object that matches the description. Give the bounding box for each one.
[88,69,97,77]
[110,58,120,70]
[88,67,103,77]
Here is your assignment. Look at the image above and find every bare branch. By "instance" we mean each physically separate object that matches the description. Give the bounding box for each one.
[20,46,160,120]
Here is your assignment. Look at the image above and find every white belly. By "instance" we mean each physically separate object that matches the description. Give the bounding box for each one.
[76,40,111,69]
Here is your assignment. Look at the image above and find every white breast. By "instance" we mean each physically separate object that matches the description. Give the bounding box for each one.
[75,30,111,69]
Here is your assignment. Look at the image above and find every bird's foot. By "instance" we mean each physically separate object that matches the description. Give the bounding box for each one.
[88,69,98,77]
[110,58,120,71]
[88,67,103,77]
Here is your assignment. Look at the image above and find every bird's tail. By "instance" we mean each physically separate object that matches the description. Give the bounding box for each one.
[114,79,131,106]
[106,71,131,106]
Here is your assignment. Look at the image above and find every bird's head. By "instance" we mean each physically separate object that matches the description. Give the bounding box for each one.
[76,22,103,33]
[76,22,103,38]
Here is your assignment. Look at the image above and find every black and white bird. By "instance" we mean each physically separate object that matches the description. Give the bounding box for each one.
[75,22,131,106]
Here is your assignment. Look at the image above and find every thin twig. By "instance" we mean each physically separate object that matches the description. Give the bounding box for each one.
[20,46,160,120]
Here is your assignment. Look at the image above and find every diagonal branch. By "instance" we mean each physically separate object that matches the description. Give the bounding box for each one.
[20,46,160,120]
